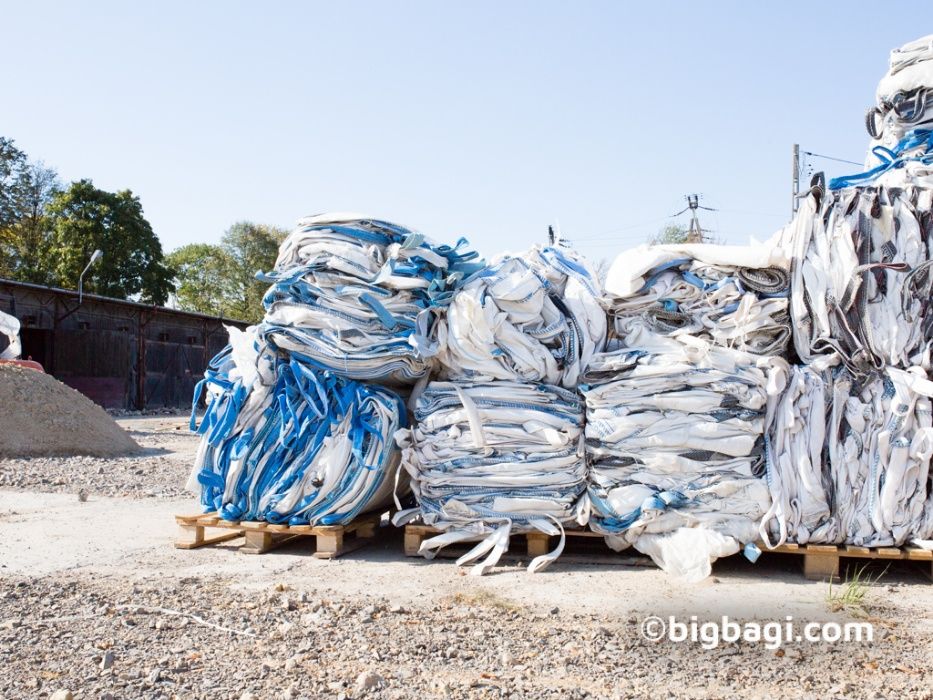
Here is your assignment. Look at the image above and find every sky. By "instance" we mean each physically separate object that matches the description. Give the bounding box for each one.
[4,2,930,263]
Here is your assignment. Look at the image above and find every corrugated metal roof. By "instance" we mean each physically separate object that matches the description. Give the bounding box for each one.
[0,277,249,325]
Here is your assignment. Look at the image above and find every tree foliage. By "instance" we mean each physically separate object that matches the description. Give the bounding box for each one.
[221,222,287,320]
[0,137,28,230]
[649,223,691,246]
[167,243,231,316]
[3,162,60,283]
[0,138,61,280]
[167,221,286,321]
[47,179,174,304]
[1,137,176,303]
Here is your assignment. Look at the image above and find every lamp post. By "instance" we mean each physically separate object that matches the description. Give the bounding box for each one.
[78,249,103,304]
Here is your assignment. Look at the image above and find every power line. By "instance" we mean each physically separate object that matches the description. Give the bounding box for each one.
[802,150,862,167]
[715,208,786,218]
[571,216,672,241]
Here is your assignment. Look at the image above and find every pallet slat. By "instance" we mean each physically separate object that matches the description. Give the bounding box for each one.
[404,524,933,582]
[763,541,933,580]
[174,511,384,559]
[404,525,621,559]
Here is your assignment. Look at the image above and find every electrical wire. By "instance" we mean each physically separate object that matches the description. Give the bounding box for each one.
[802,151,862,167]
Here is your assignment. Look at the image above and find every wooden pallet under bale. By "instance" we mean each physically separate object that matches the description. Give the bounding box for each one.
[765,541,933,581]
[403,524,933,581]
[175,511,383,558]
[404,523,606,559]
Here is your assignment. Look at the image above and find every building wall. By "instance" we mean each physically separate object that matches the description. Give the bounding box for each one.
[0,279,246,410]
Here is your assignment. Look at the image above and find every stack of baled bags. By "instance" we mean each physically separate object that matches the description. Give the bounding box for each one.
[395,245,606,573]
[762,36,933,549]
[582,245,791,581]
[187,215,482,525]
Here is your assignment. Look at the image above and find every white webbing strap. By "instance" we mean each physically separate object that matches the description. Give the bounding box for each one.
[454,384,487,449]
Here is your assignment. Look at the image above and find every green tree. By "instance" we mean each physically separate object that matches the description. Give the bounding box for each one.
[166,243,233,316]
[221,221,286,320]
[0,138,60,281]
[1,162,60,283]
[649,223,691,246]
[167,221,286,321]
[0,137,28,231]
[47,179,174,304]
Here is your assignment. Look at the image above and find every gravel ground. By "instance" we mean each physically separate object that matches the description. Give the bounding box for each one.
[2,418,932,699]
[2,573,931,700]
[0,416,196,498]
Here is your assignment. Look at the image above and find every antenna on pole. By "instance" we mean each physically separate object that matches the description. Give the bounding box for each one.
[547,225,555,246]
[792,143,800,218]
[671,194,716,243]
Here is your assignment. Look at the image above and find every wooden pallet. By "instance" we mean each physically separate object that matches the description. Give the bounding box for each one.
[175,511,382,558]
[404,525,933,580]
[404,524,607,559]
[765,542,933,581]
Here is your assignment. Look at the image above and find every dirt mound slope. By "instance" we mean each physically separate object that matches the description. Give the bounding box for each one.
[0,365,141,457]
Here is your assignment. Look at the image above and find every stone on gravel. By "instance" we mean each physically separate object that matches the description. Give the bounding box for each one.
[355,671,383,693]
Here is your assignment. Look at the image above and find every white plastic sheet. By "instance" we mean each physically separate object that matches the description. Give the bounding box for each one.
[0,310,21,360]
[394,381,588,574]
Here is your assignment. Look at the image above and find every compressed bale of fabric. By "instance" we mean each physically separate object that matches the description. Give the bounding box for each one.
[786,186,933,371]
[435,245,606,388]
[259,213,483,384]
[187,326,407,525]
[759,362,836,547]
[826,365,933,546]
[603,243,791,357]
[864,35,933,171]
[581,338,783,581]
[394,380,587,574]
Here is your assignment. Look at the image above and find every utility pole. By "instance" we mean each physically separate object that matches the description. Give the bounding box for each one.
[671,194,716,244]
[792,143,800,218]
[685,194,703,243]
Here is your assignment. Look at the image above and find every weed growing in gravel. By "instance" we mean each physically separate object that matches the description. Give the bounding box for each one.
[827,564,887,616]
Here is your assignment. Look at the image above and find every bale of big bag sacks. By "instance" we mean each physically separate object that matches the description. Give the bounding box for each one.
[581,336,786,582]
[435,245,606,388]
[394,380,588,574]
[187,323,408,525]
[603,243,790,357]
[260,213,483,384]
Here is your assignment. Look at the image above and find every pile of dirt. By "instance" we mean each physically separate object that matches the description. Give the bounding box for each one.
[0,365,141,457]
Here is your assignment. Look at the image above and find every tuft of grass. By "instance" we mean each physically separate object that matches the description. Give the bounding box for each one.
[827,563,887,616]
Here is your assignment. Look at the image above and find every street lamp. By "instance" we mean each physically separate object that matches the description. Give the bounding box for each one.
[78,249,103,304]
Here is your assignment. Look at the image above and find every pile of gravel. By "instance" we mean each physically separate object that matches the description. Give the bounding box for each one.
[0,365,140,458]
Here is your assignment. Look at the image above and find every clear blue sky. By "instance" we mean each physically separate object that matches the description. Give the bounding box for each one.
[5,2,928,263]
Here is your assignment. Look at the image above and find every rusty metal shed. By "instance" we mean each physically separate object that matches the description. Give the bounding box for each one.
[0,278,248,410]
